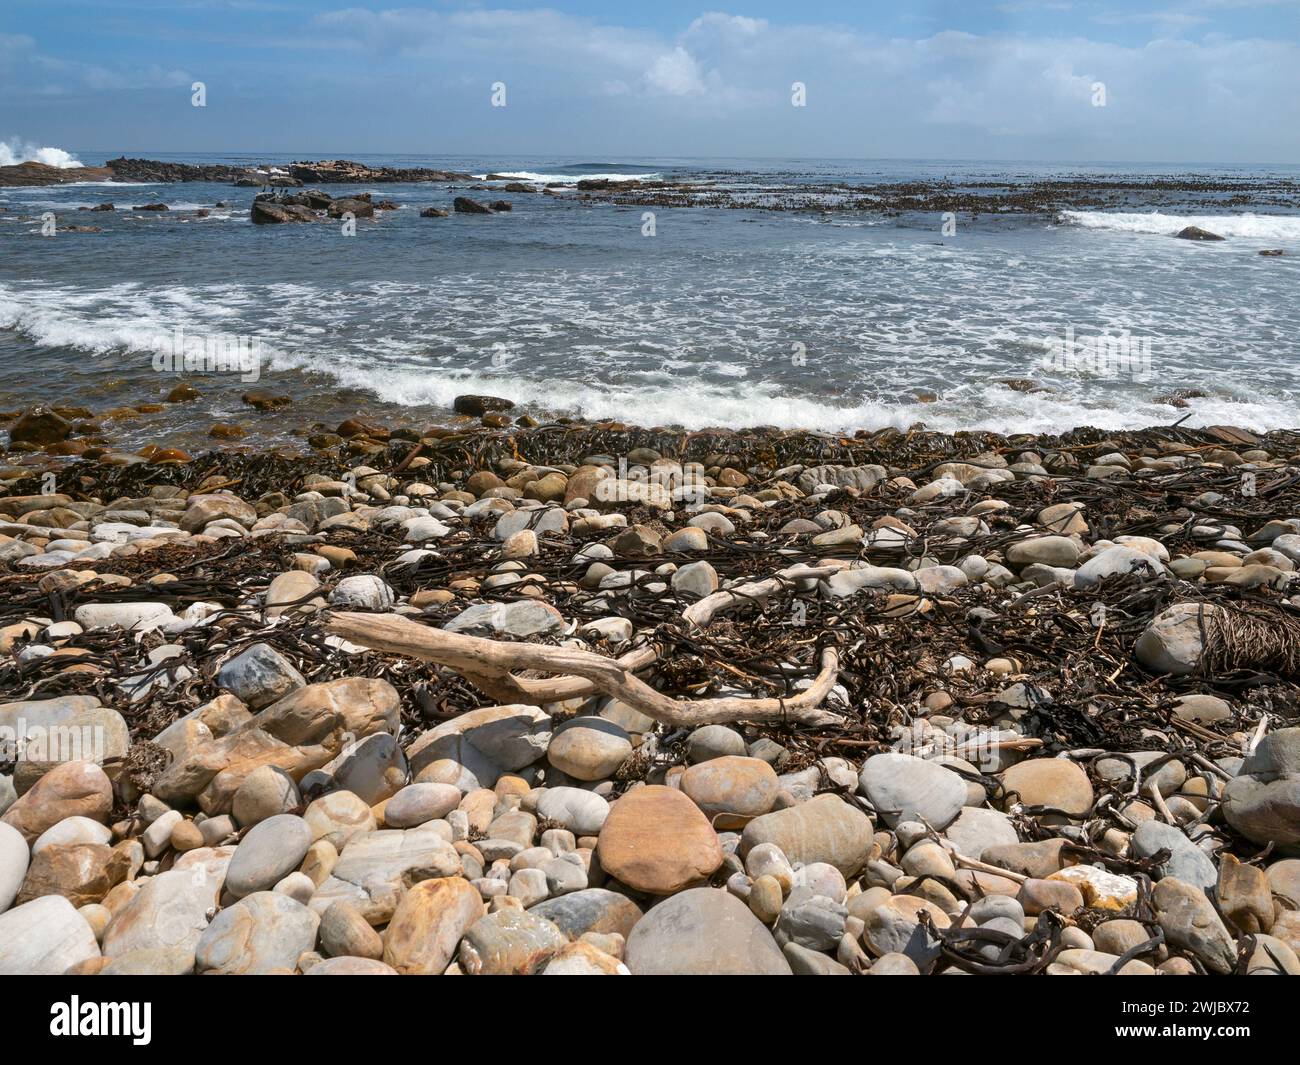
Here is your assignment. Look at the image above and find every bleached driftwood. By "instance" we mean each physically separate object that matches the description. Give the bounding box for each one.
[326,563,844,727]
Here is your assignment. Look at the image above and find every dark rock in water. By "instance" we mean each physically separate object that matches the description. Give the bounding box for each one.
[286,159,471,184]
[489,201,513,212]
[275,189,333,210]
[242,391,292,410]
[133,203,169,211]
[337,418,389,440]
[502,183,535,193]
[1175,226,1224,241]
[375,201,398,211]
[0,161,115,186]
[327,197,376,219]
[89,203,115,212]
[1155,388,1207,408]
[577,178,639,191]
[453,395,515,416]
[165,383,201,404]
[10,407,73,445]
[454,197,493,214]
[105,157,270,184]
[420,207,449,218]
[999,378,1046,393]
[251,200,318,225]
[1260,249,1285,257]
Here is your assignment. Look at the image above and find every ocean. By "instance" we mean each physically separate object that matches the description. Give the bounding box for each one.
[3,153,1299,450]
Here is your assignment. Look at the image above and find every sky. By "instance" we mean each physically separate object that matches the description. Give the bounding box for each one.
[1,1,1299,163]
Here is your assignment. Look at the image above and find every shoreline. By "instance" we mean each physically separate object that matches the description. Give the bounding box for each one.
[6,155,1300,216]
[2,405,1299,975]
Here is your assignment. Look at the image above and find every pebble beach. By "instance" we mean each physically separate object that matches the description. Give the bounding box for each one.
[1,400,1299,977]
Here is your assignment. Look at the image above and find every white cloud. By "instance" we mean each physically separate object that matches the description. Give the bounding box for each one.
[643,47,706,96]
[3,6,1298,161]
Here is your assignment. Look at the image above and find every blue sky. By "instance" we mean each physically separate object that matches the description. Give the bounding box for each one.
[2,1,1299,162]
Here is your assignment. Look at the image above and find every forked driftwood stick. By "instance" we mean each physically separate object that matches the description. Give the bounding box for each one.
[328,597,843,728]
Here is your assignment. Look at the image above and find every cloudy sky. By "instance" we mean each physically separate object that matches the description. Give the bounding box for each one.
[2,0,1298,163]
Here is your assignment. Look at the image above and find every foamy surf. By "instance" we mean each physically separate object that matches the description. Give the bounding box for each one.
[280,358,1300,436]
[0,138,83,168]
[1059,210,1300,241]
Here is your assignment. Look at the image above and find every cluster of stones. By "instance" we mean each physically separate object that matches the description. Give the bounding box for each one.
[1,428,1299,974]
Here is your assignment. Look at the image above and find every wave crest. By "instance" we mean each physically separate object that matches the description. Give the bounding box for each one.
[0,137,83,169]
[1059,210,1300,241]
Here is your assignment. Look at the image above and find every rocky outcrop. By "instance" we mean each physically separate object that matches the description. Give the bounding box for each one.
[1175,225,1225,241]
[286,160,471,184]
[4,155,473,188]
[251,200,319,225]
[0,162,114,187]
[105,158,269,184]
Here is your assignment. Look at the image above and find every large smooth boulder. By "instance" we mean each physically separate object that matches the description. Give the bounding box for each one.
[406,704,551,774]
[680,756,780,828]
[738,794,873,876]
[598,785,722,895]
[535,787,610,836]
[1,761,113,843]
[624,888,791,975]
[459,909,568,975]
[1000,758,1094,818]
[101,867,222,959]
[195,891,320,975]
[1154,877,1236,974]
[528,888,643,940]
[1135,603,1218,675]
[858,753,965,829]
[224,814,313,899]
[0,696,130,770]
[383,876,484,975]
[0,822,29,913]
[1223,728,1300,851]
[215,643,306,710]
[0,894,100,974]
[1131,821,1219,891]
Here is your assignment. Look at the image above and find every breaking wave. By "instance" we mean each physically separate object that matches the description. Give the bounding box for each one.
[0,138,83,169]
[1059,210,1300,242]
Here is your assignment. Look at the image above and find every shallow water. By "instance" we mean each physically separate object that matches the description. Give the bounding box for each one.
[2,154,1299,449]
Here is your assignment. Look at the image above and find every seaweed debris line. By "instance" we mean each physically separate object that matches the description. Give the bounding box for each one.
[1,413,1299,976]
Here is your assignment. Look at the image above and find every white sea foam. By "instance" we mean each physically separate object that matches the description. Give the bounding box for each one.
[3,216,1299,439]
[1059,210,1300,241]
[0,138,83,168]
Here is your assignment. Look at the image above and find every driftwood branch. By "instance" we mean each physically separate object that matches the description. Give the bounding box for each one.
[327,611,842,727]
[325,563,847,728]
